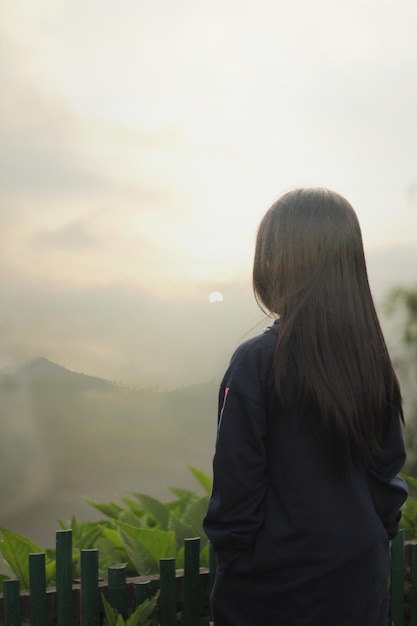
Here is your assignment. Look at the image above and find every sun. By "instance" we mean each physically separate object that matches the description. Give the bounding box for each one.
[208,291,224,303]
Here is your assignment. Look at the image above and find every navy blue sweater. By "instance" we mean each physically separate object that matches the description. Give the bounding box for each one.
[203,323,407,626]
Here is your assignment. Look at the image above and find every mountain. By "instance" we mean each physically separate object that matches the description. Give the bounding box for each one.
[0,358,218,547]
[13,357,114,392]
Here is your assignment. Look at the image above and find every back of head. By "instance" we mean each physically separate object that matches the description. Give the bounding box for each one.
[253,188,403,472]
[253,187,368,318]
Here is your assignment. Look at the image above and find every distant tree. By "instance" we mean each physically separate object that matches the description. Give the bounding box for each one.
[386,284,417,473]
[387,286,417,344]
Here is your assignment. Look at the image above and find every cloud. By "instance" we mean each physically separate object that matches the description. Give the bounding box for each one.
[0,29,195,221]
[0,270,261,387]
[0,33,210,290]
[32,218,101,250]
[1,0,417,336]
[1,239,416,391]
[0,36,90,193]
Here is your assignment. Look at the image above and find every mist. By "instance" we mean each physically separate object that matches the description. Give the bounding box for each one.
[1,0,417,553]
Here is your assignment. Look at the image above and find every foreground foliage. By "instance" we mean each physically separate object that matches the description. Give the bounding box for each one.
[399,474,417,540]
[102,591,160,626]
[3,468,417,594]
[0,465,211,591]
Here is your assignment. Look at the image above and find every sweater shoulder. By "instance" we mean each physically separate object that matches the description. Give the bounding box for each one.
[231,325,277,363]
[222,323,278,396]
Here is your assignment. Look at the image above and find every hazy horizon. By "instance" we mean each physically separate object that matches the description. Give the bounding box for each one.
[2,1,417,391]
[2,239,417,390]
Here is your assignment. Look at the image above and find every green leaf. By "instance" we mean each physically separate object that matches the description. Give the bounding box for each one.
[130,494,169,530]
[0,528,44,588]
[176,545,184,570]
[400,496,417,539]
[61,517,108,550]
[182,495,209,546]
[45,547,56,560]
[84,498,125,520]
[102,590,160,626]
[78,526,105,549]
[167,486,196,500]
[168,514,192,551]
[166,488,198,518]
[97,529,131,573]
[121,498,146,519]
[188,465,213,494]
[119,509,146,528]
[116,522,175,576]
[102,593,120,626]
[126,590,160,626]
[402,474,417,490]
[102,528,125,549]
[45,560,57,585]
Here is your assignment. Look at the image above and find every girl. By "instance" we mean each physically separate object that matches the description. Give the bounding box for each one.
[203,188,407,626]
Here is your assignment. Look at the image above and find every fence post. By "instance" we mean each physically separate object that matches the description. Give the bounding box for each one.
[81,549,100,626]
[159,558,176,626]
[411,544,417,626]
[3,579,21,626]
[183,537,200,626]
[108,565,127,619]
[56,529,73,626]
[29,553,47,626]
[134,580,151,606]
[391,529,405,626]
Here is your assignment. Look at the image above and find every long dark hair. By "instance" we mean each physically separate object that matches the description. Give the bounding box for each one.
[253,187,403,471]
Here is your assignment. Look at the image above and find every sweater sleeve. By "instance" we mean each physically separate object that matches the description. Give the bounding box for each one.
[366,414,408,539]
[203,383,268,553]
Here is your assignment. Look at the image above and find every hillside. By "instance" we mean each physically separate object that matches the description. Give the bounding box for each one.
[17,357,114,391]
[0,359,218,546]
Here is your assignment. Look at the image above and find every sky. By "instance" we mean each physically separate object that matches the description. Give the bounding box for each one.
[1,0,417,387]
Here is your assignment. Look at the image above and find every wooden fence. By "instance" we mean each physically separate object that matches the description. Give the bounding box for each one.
[0,528,415,625]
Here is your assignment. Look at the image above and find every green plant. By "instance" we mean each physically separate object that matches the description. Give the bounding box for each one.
[399,474,417,539]
[102,591,160,626]
[81,464,211,575]
[0,527,56,591]
[0,465,212,588]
